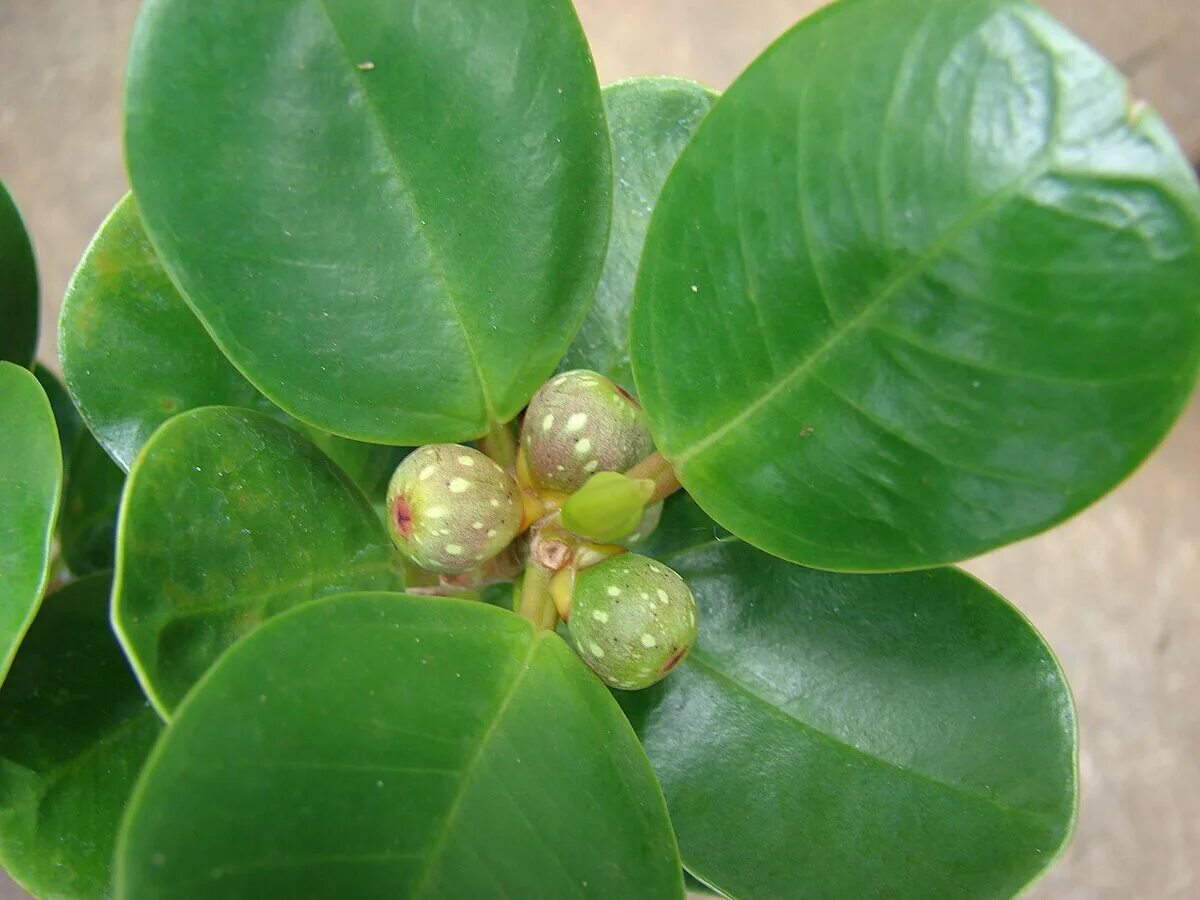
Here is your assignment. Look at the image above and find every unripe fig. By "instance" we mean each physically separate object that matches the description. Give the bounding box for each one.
[568,553,698,690]
[520,370,654,492]
[385,444,521,574]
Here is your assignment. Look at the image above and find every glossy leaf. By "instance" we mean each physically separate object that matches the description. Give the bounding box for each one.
[125,0,611,444]
[60,429,126,576]
[631,0,1200,571]
[0,362,62,683]
[0,180,37,367]
[112,407,401,717]
[0,573,162,900]
[60,194,397,494]
[559,78,716,392]
[115,593,683,899]
[33,363,83,471]
[620,497,1077,899]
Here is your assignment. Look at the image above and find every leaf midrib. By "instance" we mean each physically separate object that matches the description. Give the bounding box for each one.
[683,649,1060,829]
[309,0,497,429]
[408,632,543,899]
[669,154,1054,469]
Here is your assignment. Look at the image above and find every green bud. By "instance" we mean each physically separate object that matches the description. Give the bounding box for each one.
[385,444,522,574]
[520,370,654,492]
[561,472,654,543]
[568,553,698,690]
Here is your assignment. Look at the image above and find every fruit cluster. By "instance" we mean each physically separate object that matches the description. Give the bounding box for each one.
[385,370,698,690]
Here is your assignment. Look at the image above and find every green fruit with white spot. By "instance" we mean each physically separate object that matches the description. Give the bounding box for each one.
[521,369,654,492]
[386,444,522,574]
[568,553,698,690]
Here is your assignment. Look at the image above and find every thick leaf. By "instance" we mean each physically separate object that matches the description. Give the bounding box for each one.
[115,593,683,899]
[559,78,716,392]
[0,180,37,367]
[125,0,611,444]
[631,0,1200,571]
[0,363,62,683]
[61,430,126,576]
[112,407,401,717]
[60,194,397,494]
[619,500,1077,899]
[0,573,162,900]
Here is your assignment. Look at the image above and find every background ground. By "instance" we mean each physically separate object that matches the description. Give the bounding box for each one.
[2,1,1197,897]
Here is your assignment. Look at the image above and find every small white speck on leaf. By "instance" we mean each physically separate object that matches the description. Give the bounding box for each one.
[357,60,375,71]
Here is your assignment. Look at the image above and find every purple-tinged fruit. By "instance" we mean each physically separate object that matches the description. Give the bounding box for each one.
[520,370,654,492]
[568,553,698,690]
[386,444,521,574]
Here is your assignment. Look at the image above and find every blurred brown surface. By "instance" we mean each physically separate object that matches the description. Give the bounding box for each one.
[1,1,1197,897]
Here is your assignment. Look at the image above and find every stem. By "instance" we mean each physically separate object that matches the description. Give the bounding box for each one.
[624,451,683,503]
[479,418,518,471]
[516,561,558,630]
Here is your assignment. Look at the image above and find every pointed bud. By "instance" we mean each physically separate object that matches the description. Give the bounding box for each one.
[561,472,654,543]
[385,444,521,574]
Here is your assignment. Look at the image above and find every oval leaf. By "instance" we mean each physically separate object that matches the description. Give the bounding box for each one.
[0,180,37,367]
[0,362,62,683]
[631,0,1200,571]
[60,194,397,494]
[115,593,683,899]
[0,573,162,900]
[620,501,1077,899]
[559,78,716,392]
[112,407,401,717]
[125,0,611,444]
[60,429,127,576]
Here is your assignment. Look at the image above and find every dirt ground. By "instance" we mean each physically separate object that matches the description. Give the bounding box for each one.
[1,1,1197,897]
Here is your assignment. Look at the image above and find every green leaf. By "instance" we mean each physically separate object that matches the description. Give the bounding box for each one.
[0,180,38,368]
[125,0,611,444]
[115,593,683,899]
[60,194,397,496]
[0,573,162,900]
[0,362,62,684]
[33,363,83,471]
[619,501,1077,899]
[559,78,717,393]
[631,0,1200,571]
[112,407,401,718]
[61,429,127,576]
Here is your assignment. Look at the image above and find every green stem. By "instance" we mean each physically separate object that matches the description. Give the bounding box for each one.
[479,418,518,471]
[624,451,683,503]
[516,561,558,630]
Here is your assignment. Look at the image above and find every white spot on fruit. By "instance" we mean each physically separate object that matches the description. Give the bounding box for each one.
[574,438,592,455]
[657,589,669,603]
[588,642,605,658]
[566,412,588,432]
[458,455,474,466]
[641,633,657,648]
[426,507,446,518]
[449,478,470,493]
[592,610,609,623]
[419,466,435,480]
[445,544,464,555]
[606,586,621,597]
[583,459,599,473]
[542,413,555,432]
[490,498,500,507]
